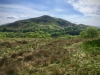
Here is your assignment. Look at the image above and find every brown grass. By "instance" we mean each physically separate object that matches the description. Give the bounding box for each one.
[0,38,100,75]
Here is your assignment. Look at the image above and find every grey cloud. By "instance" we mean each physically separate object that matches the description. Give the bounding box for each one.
[6,17,16,19]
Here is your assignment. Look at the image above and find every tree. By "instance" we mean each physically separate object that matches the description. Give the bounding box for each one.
[80,27,99,38]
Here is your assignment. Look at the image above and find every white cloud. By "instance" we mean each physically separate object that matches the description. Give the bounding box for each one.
[0,4,51,25]
[57,14,100,26]
[54,8,64,12]
[0,4,50,17]
[66,0,100,17]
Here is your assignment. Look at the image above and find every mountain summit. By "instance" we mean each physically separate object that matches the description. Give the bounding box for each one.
[27,15,74,27]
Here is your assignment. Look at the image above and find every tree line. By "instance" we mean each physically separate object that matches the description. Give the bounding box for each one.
[0,27,99,38]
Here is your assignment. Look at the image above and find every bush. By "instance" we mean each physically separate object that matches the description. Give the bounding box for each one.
[80,27,99,38]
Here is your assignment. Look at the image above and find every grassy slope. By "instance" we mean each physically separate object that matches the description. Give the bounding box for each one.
[0,37,100,75]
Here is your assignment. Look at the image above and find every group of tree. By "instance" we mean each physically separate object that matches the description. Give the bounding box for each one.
[0,26,99,38]
[0,31,51,38]
[0,26,84,37]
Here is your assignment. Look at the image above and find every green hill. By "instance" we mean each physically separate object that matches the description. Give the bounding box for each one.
[0,15,88,36]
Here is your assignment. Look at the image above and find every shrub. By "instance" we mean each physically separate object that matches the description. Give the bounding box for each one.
[80,27,99,38]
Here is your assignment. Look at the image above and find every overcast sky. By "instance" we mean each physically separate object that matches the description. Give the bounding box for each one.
[0,0,100,26]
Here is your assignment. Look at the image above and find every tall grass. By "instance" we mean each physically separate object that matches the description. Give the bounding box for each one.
[0,38,100,75]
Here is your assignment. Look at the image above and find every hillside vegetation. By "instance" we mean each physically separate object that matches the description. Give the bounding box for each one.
[0,15,88,37]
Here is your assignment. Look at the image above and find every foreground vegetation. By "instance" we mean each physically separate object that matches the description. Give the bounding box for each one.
[0,36,100,75]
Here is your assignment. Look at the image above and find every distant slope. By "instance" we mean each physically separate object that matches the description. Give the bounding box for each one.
[94,26,100,28]
[0,15,88,35]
